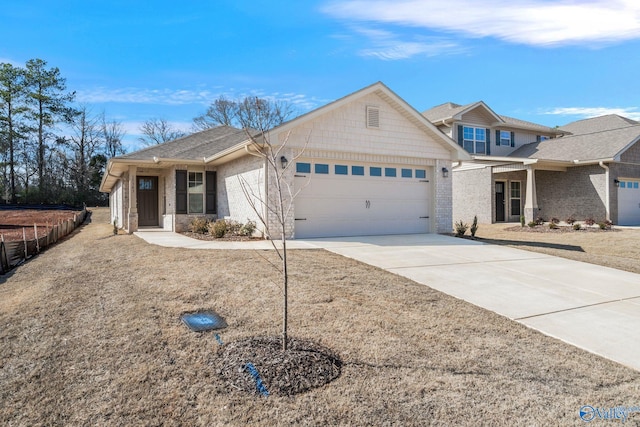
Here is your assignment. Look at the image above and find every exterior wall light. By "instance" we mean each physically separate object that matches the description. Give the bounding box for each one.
[614,178,620,187]
[442,167,449,178]
[280,156,288,169]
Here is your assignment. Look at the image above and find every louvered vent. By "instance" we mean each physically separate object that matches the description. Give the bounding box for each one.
[367,106,380,128]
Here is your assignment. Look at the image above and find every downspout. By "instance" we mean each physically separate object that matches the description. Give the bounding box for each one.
[599,161,611,221]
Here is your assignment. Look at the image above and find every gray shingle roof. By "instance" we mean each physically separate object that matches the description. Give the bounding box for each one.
[118,125,251,161]
[509,125,640,162]
[422,101,561,134]
[558,114,639,135]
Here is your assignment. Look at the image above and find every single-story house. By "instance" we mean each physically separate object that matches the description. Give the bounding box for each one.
[423,101,640,225]
[100,82,470,238]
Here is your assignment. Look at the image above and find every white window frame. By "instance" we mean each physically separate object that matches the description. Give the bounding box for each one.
[510,181,521,217]
[188,171,204,214]
[500,130,511,146]
[463,126,487,154]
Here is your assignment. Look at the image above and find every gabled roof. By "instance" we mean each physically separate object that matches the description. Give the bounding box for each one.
[509,125,640,163]
[558,114,639,135]
[119,125,251,162]
[423,101,564,136]
[422,101,502,124]
[270,81,470,161]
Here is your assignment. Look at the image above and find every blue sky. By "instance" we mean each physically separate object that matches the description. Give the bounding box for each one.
[2,0,640,151]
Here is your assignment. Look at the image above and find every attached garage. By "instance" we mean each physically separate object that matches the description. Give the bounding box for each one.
[618,179,640,226]
[293,160,433,238]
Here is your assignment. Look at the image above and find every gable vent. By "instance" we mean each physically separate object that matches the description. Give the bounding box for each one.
[367,106,380,128]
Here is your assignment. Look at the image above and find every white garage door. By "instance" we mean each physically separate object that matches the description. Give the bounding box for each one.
[618,179,640,226]
[293,160,432,238]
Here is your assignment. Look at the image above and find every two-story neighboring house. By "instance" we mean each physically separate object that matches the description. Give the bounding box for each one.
[423,102,640,226]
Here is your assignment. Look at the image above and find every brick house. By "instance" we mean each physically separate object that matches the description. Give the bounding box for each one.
[100,82,469,238]
[423,101,640,226]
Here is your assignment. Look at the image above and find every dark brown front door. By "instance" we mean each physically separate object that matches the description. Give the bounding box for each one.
[137,176,158,226]
[495,182,505,222]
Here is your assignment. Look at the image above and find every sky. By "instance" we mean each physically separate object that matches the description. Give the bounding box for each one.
[2,0,640,151]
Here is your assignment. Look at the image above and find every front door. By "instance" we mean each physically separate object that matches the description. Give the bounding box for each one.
[137,176,158,227]
[495,182,505,222]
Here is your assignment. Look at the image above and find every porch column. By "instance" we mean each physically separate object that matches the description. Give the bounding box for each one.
[524,165,538,223]
[127,165,138,233]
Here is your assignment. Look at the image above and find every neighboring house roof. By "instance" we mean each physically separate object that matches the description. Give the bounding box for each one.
[119,125,251,161]
[558,114,640,135]
[509,124,640,163]
[423,101,565,136]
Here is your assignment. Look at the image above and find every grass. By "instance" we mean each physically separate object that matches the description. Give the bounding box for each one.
[1,208,640,425]
[473,222,640,275]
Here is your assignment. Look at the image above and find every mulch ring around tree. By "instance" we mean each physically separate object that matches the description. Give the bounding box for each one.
[216,336,342,396]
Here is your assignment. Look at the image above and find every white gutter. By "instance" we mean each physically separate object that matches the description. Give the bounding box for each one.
[599,161,611,221]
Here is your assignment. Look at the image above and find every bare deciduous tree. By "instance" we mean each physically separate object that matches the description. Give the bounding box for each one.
[192,95,294,131]
[234,100,308,351]
[138,118,186,146]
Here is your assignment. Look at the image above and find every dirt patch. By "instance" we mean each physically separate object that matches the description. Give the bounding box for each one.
[1,208,639,425]
[0,209,82,241]
[182,232,263,242]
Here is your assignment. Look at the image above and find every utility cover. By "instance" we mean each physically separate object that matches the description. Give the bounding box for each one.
[181,311,227,332]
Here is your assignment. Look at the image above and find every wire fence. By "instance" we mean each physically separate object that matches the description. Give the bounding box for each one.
[0,209,88,275]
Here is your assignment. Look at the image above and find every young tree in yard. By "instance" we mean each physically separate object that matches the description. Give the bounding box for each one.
[0,63,28,203]
[235,97,305,351]
[24,58,76,194]
[138,118,186,146]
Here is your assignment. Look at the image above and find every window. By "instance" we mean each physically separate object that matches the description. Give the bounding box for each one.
[385,167,396,177]
[620,181,626,188]
[401,168,412,178]
[510,182,521,216]
[463,126,486,154]
[335,165,348,175]
[352,166,365,176]
[500,131,511,146]
[296,162,311,173]
[415,169,426,179]
[370,167,382,177]
[188,171,204,214]
[635,182,639,189]
[139,178,154,190]
[315,163,329,174]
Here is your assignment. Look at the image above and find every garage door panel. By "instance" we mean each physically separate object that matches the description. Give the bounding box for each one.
[618,179,640,226]
[293,162,432,238]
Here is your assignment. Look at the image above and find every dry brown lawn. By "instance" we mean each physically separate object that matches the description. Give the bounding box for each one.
[1,208,640,426]
[473,222,640,275]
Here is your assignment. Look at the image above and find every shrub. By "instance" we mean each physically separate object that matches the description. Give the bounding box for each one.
[566,217,576,225]
[239,220,257,236]
[573,223,582,231]
[189,217,209,234]
[209,219,228,238]
[584,218,596,226]
[549,222,559,229]
[598,220,613,230]
[470,215,479,237]
[454,220,468,237]
[520,215,525,227]
[535,216,545,225]
[225,220,242,236]
[528,221,537,228]
[550,217,560,224]
[113,219,118,235]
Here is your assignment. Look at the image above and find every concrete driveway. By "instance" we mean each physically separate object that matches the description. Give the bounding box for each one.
[135,230,640,371]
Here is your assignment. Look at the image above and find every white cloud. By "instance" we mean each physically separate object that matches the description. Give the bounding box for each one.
[322,0,640,46]
[76,86,323,111]
[347,26,462,59]
[544,107,640,121]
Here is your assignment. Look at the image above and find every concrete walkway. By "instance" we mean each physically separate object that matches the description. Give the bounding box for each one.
[135,230,640,371]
